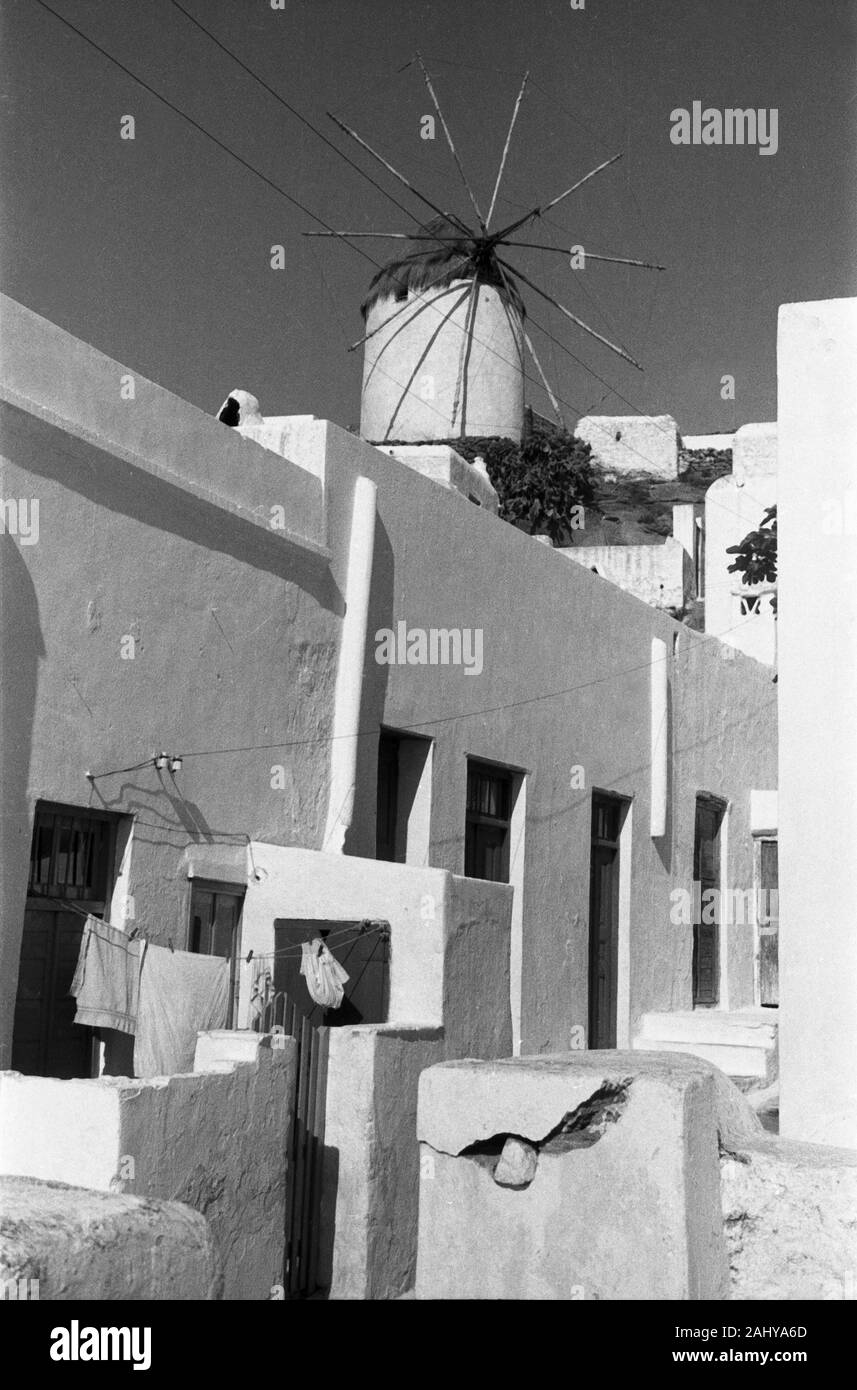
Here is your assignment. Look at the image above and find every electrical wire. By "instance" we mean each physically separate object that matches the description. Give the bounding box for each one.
[83,607,774,780]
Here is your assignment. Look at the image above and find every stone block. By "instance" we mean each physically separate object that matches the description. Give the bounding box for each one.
[721,1136,857,1299]
[0,1175,221,1300]
[415,1052,729,1300]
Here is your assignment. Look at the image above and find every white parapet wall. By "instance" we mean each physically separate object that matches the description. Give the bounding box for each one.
[0,1031,296,1299]
[777,298,857,1149]
[560,537,691,611]
[575,415,680,479]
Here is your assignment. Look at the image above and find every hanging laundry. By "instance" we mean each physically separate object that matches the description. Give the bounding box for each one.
[300,937,349,1009]
[71,915,142,1036]
[134,944,230,1078]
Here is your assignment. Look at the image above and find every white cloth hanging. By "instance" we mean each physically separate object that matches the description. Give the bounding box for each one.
[299,937,349,1009]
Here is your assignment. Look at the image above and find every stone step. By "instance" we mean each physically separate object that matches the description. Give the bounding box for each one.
[636,1010,778,1049]
[633,1037,771,1080]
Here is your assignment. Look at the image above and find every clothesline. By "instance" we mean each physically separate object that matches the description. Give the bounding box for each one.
[248,921,389,965]
[42,896,386,963]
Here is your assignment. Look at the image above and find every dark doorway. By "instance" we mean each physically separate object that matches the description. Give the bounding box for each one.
[256,919,391,1299]
[693,797,725,1006]
[588,794,624,1049]
[12,804,117,1077]
[376,733,400,862]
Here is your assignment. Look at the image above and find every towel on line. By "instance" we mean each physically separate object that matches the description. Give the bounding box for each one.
[134,944,231,1078]
[71,915,142,1036]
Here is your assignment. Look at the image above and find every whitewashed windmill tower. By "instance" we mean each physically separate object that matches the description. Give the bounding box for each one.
[308,60,662,448]
[359,218,526,443]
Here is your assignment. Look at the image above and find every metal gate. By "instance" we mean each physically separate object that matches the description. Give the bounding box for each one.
[255,991,329,1298]
[252,919,390,1299]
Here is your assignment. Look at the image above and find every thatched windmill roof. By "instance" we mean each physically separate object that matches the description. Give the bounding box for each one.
[360,217,526,320]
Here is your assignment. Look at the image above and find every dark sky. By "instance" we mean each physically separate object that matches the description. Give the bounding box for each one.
[2,0,855,434]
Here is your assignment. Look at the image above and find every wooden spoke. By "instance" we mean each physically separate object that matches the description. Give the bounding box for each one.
[417,55,485,231]
[327,112,473,237]
[494,259,563,426]
[498,257,643,370]
[486,71,529,228]
[504,240,665,270]
[492,153,623,241]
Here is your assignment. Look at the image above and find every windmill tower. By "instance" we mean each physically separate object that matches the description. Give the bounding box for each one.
[308,62,662,450]
[359,219,526,443]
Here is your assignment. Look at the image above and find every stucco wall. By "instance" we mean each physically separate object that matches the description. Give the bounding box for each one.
[321,1023,445,1300]
[1,300,776,1072]
[0,298,339,1063]
[239,843,512,1055]
[315,420,776,1050]
[777,298,857,1149]
[560,537,691,611]
[0,1032,295,1299]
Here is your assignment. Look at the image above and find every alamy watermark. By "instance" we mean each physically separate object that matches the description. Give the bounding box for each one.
[375,622,483,676]
[0,498,39,544]
[670,883,778,927]
[670,103,778,156]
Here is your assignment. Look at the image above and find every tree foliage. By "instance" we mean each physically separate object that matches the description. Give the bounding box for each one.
[726,505,778,614]
[453,423,597,546]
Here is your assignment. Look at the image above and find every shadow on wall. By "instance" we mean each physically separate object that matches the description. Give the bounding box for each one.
[0,530,42,1067]
[2,404,341,612]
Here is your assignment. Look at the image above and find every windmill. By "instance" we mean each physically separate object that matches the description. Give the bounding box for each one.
[305,58,663,445]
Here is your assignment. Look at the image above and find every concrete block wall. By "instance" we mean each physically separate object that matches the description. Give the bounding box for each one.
[0,1031,296,1300]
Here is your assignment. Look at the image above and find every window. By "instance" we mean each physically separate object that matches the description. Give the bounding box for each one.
[465,761,513,882]
[188,881,244,1026]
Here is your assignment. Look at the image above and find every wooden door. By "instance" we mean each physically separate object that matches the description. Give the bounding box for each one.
[693,798,722,1006]
[13,906,95,1078]
[12,806,115,1078]
[589,797,622,1048]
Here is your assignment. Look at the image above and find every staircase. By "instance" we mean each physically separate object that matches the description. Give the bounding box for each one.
[633,1008,778,1086]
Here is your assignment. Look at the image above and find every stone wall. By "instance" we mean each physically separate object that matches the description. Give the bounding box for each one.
[0,1032,295,1299]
